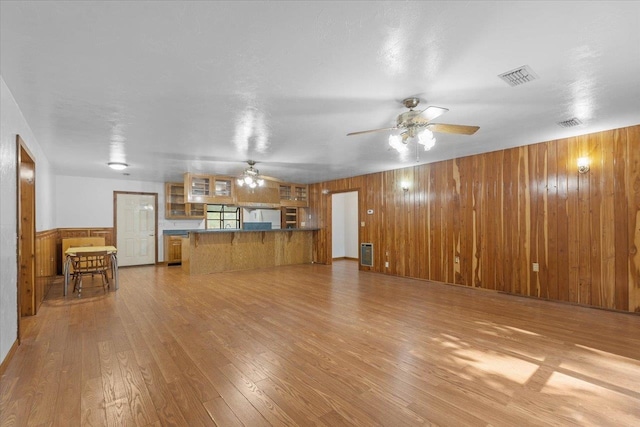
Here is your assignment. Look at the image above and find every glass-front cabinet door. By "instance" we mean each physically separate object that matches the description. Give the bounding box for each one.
[279,183,308,207]
[185,173,235,204]
[185,174,212,203]
[165,182,205,219]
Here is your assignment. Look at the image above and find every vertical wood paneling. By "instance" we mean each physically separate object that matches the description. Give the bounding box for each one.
[310,125,640,313]
[589,132,604,307]
[613,130,630,311]
[452,159,462,285]
[457,157,473,286]
[517,147,530,296]
[556,139,570,302]
[567,137,580,303]
[35,229,58,310]
[35,229,57,278]
[627,125,640,313]
[578,135,592,305]
[502,149,515,294]
[547,140,559,300]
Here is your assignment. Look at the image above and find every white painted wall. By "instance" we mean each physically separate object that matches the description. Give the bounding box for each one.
[55,175,205,260]
[332,191,358,259]
[332,194,346,257]
[0,77,55,364]
[344,191,359,258]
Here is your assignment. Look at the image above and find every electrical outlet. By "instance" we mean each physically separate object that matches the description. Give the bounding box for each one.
[385,261,389,268]
[532,262,539,272]
[361,221,365,227]
[455,256,460,264]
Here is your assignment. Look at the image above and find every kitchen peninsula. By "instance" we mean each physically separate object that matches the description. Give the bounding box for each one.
[181,228,317,275]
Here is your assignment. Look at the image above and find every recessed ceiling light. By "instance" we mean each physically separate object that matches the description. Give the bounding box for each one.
[108,162,128,170]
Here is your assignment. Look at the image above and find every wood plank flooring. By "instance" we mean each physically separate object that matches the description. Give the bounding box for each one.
[1,260,639,426]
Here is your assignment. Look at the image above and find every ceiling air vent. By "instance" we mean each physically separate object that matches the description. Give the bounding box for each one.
[498,65,539,87]
[557,118,583,128]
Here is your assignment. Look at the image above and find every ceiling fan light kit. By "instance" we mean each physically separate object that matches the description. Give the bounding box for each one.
[237,160,265,189]
[349,97,479,156]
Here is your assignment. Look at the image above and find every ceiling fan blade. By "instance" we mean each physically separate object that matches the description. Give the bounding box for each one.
[260,175,283,182]
[415,106,449,123]
[427,123,480,135]
[347,126,397,136]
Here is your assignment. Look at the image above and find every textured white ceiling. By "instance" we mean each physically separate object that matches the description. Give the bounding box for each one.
[1,1,639,184]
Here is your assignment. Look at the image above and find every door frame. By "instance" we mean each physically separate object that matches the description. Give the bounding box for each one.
[113,191,159,265]
[17,135,36,334]
[331,190,360,261]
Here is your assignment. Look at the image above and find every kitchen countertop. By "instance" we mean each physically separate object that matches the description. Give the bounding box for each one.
[163,229,195,236]
[163,228,318,236]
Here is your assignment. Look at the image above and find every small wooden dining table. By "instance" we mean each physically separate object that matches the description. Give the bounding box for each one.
[63,246,119,296]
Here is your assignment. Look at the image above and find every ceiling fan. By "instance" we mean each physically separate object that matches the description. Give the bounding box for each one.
[236,160,282,187]
[347,97,479,153]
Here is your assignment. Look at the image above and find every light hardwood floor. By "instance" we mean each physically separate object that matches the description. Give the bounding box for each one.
[1,260,639,426]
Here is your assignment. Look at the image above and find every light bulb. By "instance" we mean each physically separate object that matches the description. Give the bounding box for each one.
[388,134,408,153]
[418,129,435,150]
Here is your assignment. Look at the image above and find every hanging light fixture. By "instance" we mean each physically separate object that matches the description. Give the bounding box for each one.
[388,133,409,153]
[237,160,265,189]
[417,129,436,151]
[388,128,436,153]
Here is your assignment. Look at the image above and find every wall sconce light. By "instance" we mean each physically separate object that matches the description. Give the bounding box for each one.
[401,181,410,192]
[577,157,590,174]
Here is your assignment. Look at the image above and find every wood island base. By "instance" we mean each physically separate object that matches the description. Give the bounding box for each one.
[181,229,316,275]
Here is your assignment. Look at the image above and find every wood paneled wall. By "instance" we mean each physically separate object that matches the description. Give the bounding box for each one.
[55,228,114,274]
[308,125,640,313]
[35,229,57,278]
[34,229,58,310]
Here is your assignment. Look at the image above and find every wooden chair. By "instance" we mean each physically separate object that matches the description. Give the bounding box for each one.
[70,250,110,297]
[62,236,108,276]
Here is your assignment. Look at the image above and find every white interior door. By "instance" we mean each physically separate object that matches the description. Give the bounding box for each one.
[116,193,156,267]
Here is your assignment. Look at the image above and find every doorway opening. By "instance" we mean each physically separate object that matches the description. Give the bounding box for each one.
[331,191,359,263]
[17,136,36,334]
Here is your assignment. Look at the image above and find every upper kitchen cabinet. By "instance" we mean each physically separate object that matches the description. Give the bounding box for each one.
[279,183,308,207]
[236,179,281,208]
[165,182,205,219]
[184,173,235,205]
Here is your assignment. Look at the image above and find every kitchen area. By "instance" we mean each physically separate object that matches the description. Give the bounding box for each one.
[163,173,316,274]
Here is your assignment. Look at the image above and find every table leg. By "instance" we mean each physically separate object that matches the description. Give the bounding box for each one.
[110,253,119,290]
[63,255,71,296]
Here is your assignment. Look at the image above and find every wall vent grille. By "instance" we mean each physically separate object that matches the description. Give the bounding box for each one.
[557,118,583,128]
[498,65,539,87]
[360,243,373,267]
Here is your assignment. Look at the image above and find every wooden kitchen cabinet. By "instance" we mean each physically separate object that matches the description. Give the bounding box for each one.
[164,235,184,265]
[279,183,308,207]
[281,207,299,229]
[184,173,235,205]
[165,182,205,219]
